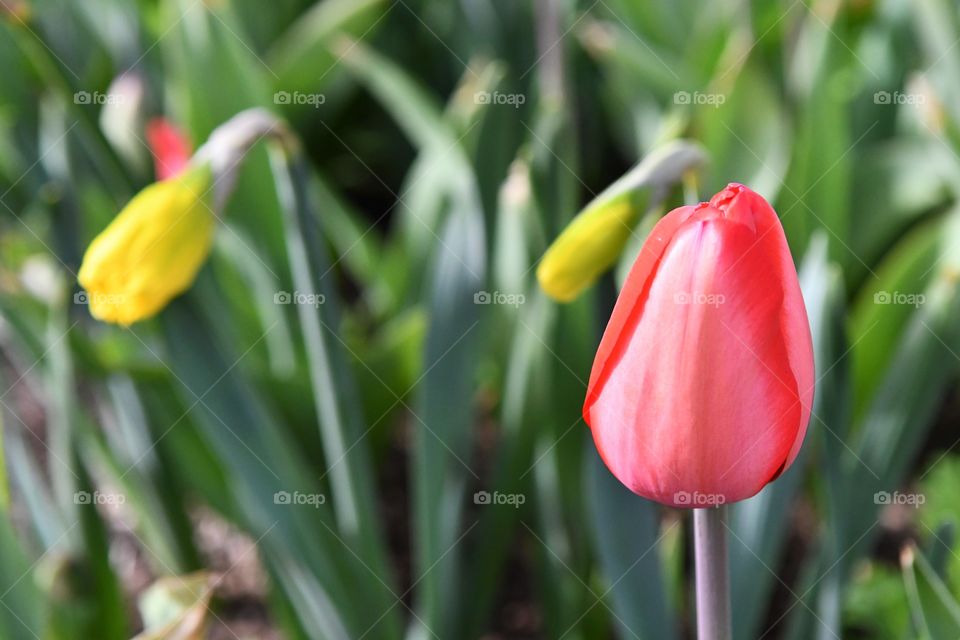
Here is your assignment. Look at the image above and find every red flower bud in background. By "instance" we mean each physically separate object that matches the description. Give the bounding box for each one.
[146,117,191,180]
[583,183,814,507]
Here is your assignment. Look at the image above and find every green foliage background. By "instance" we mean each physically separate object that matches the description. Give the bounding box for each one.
[1,0,960,638]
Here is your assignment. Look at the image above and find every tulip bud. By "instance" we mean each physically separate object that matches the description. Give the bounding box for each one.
[536,141,705,302]
[146,118,192,180]
[78,165,214,325]
[583,183,814,507]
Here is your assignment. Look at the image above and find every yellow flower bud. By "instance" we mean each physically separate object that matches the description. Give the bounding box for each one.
[78,165,214,325]
[536,141,705,302]
[536,194,640,302]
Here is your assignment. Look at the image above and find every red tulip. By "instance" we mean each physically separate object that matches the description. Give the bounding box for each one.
[146,117,192,180]
[583,183,814,507]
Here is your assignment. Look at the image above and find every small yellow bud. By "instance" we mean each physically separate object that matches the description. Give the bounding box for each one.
[78,166,214,325]
[536,141,705,302]
[536,194,639,302]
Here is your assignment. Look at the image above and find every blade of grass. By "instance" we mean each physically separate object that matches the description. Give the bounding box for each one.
[407,191,486,638]
[268,144,400,638]
[161,291,357,639]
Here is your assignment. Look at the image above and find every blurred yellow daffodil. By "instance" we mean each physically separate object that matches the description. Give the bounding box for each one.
[536,141,705,302]
[536,194,639,302]
[78,165,214,325]
[78,108,290,325]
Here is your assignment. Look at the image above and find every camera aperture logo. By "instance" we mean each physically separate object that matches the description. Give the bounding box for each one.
[473,490,525,508]
[673,491,726,507]
[874,491,924,508]
[474,290,525,308]
[274,290,326,308]
[274,491,327,508]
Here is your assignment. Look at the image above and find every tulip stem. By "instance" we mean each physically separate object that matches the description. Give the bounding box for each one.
[694,506,732,640]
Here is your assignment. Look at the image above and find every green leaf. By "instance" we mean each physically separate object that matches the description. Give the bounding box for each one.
[849,218,944,423]
[850,138,958,272]
[463,293,554,636]
[268,0,389,97]
[910,547,960,638]
[269,148,399,638]
[409,186,486,638]
[586,448,677,640]
[697,63,790,201]
[161,292,357,639]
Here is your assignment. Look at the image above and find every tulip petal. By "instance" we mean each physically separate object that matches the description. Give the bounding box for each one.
[716,185,815,470]
[585,204,697,400]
